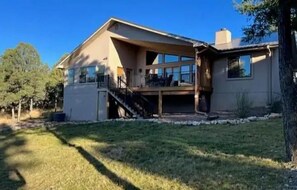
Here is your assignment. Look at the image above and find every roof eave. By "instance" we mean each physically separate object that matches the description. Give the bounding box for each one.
[218,43,279,54]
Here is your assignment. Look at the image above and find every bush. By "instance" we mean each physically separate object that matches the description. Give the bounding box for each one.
[235,92,253,118]
[270,98,282,113]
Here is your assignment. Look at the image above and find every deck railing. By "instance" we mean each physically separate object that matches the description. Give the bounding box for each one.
[97,74,110,88]
[145,72,195,87]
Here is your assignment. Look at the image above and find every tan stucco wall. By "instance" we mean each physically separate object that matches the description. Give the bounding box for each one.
[211,49,280,111]
[108,38,138,86]
[271,49,281,99]
[63,29,111,121]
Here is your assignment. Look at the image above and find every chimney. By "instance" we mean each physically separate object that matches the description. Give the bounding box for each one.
[215,28,231,45]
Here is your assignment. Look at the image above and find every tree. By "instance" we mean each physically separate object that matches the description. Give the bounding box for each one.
[0,43,48,121]
[45,54,67,111]
[235,0,297,162]
[27,63,49,112]
[235,0,296,41]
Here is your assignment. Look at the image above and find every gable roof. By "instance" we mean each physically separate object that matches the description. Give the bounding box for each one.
[56,17,207,68]
[56,18,282,68]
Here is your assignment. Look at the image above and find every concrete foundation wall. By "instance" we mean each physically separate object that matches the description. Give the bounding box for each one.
[64,84,98,121]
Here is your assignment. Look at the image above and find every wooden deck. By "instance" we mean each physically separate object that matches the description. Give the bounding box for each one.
[131,85,212,95]
[131,86,195,95]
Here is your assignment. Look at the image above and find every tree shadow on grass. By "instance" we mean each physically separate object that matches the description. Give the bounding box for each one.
[46,126,140,190]
[0,124,27,190]
[97,139,285,189]
[52,121,287,189]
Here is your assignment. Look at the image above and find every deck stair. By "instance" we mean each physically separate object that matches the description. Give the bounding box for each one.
[98,75,154,119]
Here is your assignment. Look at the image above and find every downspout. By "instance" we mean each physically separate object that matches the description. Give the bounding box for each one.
[267,45,273,105]
[194,48,208,116]
[96,91,99,121]
[194,48,199,113]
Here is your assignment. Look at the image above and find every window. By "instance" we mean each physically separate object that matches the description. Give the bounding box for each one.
[181,56,195,61]
[181,65,190,83]
[192,64,197,83]
[97,65,105,82]
[172,67,180,81]
[165,54,178,63]
[146,51,163,65]
[67,69,75,84]
[87,66,96,82]
[157,68,163,77]
[228,55,252,78]
[79,66,96,83]
[165,67,173,77]
[157,54,163,64]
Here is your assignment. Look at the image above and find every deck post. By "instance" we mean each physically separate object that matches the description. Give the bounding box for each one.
[195,51,201,112]
[158,90,162,118]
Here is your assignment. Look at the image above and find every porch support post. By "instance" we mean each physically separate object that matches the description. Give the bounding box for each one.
[195,50,201,112]
[158,90,163,118]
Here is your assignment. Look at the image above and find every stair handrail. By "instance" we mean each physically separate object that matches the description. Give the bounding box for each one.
[117,76,154,117]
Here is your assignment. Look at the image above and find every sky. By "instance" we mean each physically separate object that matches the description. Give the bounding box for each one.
[0,0,248,67]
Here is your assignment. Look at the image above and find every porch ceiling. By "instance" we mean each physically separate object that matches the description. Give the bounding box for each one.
[112,37,195,55]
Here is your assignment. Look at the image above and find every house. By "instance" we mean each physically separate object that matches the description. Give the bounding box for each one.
[57,17,287,121]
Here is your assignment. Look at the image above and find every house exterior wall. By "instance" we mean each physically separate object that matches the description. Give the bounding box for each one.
[62,22,195,120]
[271,49,281,99]
[211,49,280,111]
[62,19,280,119]
[63,30,111,121]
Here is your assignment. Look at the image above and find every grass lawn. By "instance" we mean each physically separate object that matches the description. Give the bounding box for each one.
[0,119,287,189]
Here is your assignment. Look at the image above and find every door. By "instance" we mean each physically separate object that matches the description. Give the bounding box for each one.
[117,67,124,78]
[98,91,108,120]
[126,68,132,87]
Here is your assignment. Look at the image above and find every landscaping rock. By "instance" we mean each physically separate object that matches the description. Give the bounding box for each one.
[247,116,257,121]
[268,113,282,119]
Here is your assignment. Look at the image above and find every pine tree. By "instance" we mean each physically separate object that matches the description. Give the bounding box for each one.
[236,0,297,162]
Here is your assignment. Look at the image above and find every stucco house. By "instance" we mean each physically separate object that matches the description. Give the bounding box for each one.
[57,17,290,121]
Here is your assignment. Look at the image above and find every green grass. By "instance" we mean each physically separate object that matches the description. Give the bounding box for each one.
[0,119,287,189]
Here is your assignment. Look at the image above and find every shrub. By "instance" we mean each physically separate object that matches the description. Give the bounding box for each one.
[235,92,253,118]
[270,98,282,113]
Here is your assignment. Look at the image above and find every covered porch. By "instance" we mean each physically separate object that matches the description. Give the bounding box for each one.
[107,25,214,117]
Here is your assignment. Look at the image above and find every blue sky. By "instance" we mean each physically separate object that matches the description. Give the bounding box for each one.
[0,0,248,67]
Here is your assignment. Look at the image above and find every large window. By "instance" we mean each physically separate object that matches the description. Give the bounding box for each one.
[181,56,195,62]
[146,51,194,65]
[228,55,252,78]
[79,66,96,83]
[157,54,163,64]
[157,68,163,77]
[192,64,196,83]
[67,69,75,84]
[181,65,190,83]
[165,67,173,77]
[172,67,180,82]
[146,51,163,65]
[165,54,179,63]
